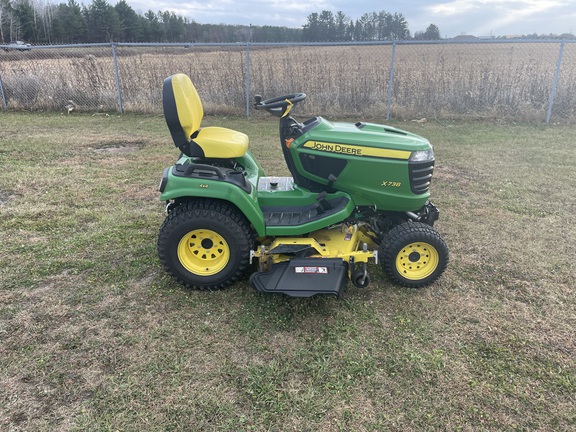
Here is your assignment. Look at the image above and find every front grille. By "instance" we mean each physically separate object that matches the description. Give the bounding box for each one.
[409,160,435,194]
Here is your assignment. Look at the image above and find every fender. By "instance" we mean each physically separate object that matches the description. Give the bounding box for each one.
[160,169,266,236]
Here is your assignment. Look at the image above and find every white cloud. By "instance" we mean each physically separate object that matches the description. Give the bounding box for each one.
[124,0,576,37]
[429,0,565,16]
[422,0,573,36]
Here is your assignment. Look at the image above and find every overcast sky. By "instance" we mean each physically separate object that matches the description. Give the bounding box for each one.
[126,0,576,38]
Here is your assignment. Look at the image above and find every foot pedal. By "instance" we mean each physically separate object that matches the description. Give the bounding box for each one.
[249,258,347,298]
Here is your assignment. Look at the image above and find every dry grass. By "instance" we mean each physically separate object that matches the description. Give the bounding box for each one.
[0,112,575,431]
[1,42,575,122]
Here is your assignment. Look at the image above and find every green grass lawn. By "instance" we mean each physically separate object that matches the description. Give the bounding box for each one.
[1,112,574,431]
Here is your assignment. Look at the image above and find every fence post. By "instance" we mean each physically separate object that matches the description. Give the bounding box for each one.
[0,74,6,110]
[245,43,251,117]
[546,40,565,124]
[111,42,123,113]
[386,40,397,121]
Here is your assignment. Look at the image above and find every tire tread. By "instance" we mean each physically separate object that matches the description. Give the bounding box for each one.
[157,199,255,290]
[380,222,448,288]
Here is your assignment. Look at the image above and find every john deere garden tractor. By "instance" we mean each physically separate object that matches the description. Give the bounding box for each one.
[157,73,448,297]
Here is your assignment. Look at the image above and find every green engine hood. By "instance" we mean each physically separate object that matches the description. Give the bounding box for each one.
[289,117,435,211]
[302,118,432,153]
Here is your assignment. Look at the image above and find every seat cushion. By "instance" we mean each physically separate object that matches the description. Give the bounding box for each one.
[194,126,249,158]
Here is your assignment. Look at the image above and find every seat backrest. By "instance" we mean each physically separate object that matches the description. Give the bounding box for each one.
[163,73,204,149]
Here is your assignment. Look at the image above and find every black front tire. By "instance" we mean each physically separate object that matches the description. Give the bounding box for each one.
[380,222,448,288]
[157,199,254,290]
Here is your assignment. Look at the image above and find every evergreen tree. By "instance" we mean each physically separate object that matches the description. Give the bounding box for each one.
[389,13,410,40]
[335,11,347,41]
[63,0,86,42]
[85,0,120,42]
[318,10,335,41]
[302,12,319,41]
[11,0,36,41]
[423,23,441,40]
[353,18,362,41]
[143,10,163,41]
[357,13,375,40]
[161,10,183,42]
[115,0,142,42]
[346,20,354,41]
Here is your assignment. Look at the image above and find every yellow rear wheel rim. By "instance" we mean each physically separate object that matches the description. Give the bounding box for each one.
[395,242,439,280]
[177,229,230,276]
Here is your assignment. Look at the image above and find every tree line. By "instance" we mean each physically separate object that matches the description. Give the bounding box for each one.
[302,10,440,41]
[0,0,439,44]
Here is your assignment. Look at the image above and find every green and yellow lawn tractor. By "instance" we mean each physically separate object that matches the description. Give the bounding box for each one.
[157,73,448,297]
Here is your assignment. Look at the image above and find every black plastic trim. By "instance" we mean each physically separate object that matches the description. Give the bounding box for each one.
[301,116,322,133]
[409,159,435,194]
[159,167,169,192]
[172,163,251,193]
[299,153,347,181]
[279,116,324,192]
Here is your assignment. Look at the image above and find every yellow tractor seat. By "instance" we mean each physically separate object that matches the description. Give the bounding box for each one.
[163,73,248,158]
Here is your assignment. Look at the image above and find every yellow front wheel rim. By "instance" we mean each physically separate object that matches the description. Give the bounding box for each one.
[177,229,230,276]
[395,242,439,280]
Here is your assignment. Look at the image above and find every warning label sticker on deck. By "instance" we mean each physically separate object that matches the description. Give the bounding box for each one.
[294,266,329,274]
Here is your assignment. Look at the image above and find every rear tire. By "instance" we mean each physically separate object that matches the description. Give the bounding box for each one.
[157,199,254,290]
[380,222,448,288]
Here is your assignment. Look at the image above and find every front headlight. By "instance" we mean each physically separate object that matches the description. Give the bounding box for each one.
[409,147,434,162]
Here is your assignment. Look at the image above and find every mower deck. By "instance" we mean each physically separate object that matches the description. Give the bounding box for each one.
[249,258,348,297]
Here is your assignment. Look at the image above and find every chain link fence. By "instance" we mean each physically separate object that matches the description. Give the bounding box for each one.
[1,40,575,123]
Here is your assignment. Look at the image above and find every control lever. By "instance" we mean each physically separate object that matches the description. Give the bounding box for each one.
[314,174,338,215]
[326,174,337,192]
[315,191,333,215]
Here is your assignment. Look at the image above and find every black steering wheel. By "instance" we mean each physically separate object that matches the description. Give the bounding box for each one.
[254,93,306,117]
